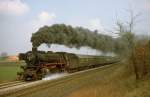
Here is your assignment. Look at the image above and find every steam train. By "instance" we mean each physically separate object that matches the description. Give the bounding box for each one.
[18,50,118,81]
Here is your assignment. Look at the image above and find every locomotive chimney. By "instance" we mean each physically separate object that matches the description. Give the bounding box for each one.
[32,47,37,52]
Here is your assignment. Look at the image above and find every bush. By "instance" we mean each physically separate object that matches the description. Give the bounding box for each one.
[130,40,150,79]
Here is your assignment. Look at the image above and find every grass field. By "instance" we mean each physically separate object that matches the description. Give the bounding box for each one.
[0,61,25,83]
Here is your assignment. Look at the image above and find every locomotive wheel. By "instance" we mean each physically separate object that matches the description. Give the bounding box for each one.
[24,72,38,81]
[37,73,43,80]
[25,76,32,81]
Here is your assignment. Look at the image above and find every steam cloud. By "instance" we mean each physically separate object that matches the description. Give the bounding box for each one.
[31,24,115,52]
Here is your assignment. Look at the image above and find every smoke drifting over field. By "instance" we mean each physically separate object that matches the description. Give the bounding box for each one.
[31,24,115,52]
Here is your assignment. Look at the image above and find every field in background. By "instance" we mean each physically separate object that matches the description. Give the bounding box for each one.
[0,61,25,83]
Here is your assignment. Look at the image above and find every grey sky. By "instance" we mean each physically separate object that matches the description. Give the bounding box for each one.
[0,0,150,55]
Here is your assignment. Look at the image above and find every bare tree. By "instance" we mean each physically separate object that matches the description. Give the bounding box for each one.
[115,10,141,80]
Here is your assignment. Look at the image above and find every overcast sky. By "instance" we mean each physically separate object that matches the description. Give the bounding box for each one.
[0,0,150,55]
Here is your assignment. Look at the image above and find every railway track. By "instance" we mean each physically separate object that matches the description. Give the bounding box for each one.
[0,81,20,87]
[0,80,50,96]
[1,62,117,97]
[0,81,29,96]
[0,81,26,90]
[0,62,119,97]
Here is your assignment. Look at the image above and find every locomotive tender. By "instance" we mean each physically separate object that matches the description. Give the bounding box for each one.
[18,49,117,81]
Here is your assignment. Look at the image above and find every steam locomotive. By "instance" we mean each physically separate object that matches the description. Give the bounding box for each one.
[18,49,118,81]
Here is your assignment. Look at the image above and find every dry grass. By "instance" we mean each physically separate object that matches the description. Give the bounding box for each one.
[68,83,122,97]
[68,62,150,97]
[68,63,132,97]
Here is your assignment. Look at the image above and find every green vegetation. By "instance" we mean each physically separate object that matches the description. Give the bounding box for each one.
[0,61,25,83]
[0,57,7,61]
